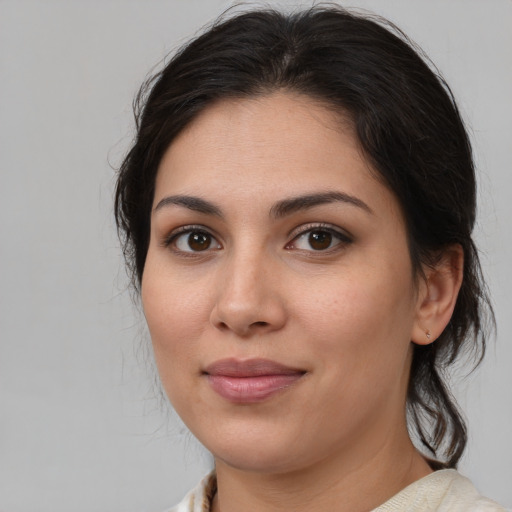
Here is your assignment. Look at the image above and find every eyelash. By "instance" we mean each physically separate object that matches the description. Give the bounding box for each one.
[286,223,353,253]
[162,225,221,255]
[162,223,353,255]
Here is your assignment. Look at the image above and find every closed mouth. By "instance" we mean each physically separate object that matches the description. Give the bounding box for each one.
[203,358,307,403]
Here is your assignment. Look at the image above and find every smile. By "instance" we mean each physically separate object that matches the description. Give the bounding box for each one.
[203,358,307,404]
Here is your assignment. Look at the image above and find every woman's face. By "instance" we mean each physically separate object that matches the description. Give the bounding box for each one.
[142,93,425,473]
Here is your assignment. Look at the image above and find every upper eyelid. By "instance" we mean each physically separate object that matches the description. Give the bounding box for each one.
[162,224,221,246]
[288,222,353,241]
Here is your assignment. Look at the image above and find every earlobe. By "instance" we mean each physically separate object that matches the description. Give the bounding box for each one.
[411,245,464,345]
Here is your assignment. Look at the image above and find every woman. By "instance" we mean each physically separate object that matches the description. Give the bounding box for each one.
[115,6,504,511]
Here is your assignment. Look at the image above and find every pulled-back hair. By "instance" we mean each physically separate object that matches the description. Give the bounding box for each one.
[115,6,493,468]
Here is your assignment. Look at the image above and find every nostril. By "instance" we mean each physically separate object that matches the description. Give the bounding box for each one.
[210,298,287,335]
[251,321,269,328]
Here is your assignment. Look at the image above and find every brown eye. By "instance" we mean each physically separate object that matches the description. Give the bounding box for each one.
[308,230,332,250]
[187,232,211,251]
[287,225,351,252]
[171,229,221,253]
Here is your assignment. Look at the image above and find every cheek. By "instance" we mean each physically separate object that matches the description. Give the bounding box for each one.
[141,258,212,389]
[291,276,415,446]
[295,266,416,381]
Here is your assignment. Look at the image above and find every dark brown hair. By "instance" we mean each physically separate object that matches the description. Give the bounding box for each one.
[115,6,493,468]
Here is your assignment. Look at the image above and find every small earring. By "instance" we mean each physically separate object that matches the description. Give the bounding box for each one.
[426,330,431,340]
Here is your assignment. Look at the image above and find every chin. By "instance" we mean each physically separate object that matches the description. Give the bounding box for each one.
[188,420,300,474]
[212,445,302,475]
[199,423,332,476]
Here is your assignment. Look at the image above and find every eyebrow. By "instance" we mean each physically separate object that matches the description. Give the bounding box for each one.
[153,195,223,217]
[153,191,373,218]
[269,191,373,219]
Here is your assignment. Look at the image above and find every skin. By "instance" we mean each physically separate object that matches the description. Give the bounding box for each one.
[141,92,462,511]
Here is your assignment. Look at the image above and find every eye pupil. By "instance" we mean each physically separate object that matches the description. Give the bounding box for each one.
[309,230,332,250]
[188,232,211,251]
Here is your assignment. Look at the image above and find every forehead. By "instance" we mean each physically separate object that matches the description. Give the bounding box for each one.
[154,92,397,219]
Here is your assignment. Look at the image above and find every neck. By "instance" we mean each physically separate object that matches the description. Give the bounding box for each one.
[211,426,432,512]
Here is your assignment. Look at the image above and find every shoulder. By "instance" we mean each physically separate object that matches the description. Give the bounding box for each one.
[436,470,506,512]
[373,469,506,512]
[163,472,216,512]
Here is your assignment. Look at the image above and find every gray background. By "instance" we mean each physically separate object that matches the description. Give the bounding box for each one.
[1,1,511,511]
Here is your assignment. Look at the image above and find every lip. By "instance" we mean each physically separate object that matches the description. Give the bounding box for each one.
[203,358,306,403]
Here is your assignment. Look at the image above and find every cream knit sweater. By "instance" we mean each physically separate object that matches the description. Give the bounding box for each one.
[167,469,506,512]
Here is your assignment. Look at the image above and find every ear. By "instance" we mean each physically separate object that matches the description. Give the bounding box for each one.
[411,244,464,345]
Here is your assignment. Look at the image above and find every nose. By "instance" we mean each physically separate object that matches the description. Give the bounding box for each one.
[209,250,287,337]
